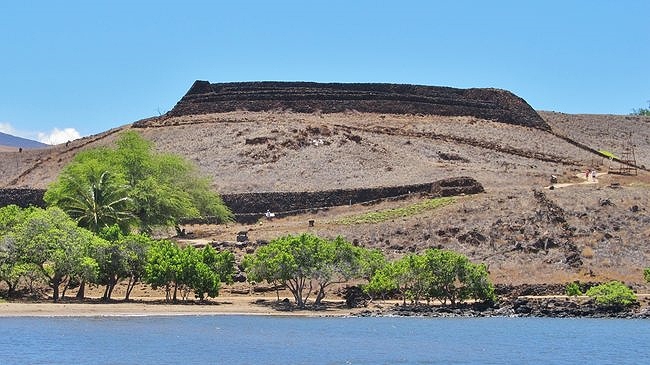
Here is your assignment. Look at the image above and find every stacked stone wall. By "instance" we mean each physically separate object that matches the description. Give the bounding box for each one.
[0,177,483,224]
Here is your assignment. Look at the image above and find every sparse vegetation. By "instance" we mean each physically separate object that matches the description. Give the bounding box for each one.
[644,267,650,283]
[631,101,650,116]
[586,281,637,308]
[334,197,455,225]
[565,282,582,296]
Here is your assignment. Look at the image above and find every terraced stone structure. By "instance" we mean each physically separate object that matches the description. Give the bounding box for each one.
[152,80,549,130]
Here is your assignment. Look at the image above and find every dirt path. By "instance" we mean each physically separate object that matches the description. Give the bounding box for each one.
[545,171,607,190]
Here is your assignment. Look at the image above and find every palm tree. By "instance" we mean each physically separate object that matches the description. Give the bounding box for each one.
[60,171,134,234]
[53,171,134,299]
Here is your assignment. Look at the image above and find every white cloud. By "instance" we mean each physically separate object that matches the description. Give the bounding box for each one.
[0,122,16,135]
[37,128,81,145]
[0,122,82,145]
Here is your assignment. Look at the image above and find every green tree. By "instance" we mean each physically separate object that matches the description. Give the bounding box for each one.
[358,248,388,281]
[114,131,232,231]
[364,264,398,301]
[145,239,181,302]
[45,169,133,234]
[45,131,232,234]
[462,261,496,303]
[120,233,153,300]
[93,226,152,301]
[244,234,319,308]
[245,234,369,308]
[586,281,637,308]
[201,245,235,285]
[0,206,39,298]
[175,246,222,301]
[144,241,229,302]
[365,257,419,304]
[311,236,365,305]
[12,207,102,301]
[365,249,495,307]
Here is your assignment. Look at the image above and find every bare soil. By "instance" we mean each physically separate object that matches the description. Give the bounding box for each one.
[1,109,649,290]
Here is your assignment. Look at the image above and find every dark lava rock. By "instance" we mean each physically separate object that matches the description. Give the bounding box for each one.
[147,81,549,131]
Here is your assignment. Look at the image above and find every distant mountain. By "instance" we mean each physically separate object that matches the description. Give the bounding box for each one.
[0,132,47,149]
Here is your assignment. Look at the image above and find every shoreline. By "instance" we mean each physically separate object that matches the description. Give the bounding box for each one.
[0,296,366,318]
[2,295,649,319]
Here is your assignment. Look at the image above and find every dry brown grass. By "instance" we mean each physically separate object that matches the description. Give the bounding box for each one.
[582,246,594,259]
[1,110,648,287]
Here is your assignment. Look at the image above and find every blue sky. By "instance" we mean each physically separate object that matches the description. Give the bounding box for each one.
[1,0,648,144]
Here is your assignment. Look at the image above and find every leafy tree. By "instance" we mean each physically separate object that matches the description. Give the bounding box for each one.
[10,263,43,297]
[358,248,388,281]
[0,206,39,298]
[245,234,319,308]
[92,226,152,301]
[0,205,34,234]
[145,239,181,302]
[0,261,26,297]
[120,234,153,300]
[113,131,232,231]
[201,245,235,285]
[11,207,102,301]
[242,243,287,301]
[311,236,366,305]
[365,249,495,307]
[364,264,398,301]
[245,234,370,307]
[145,241,229,302]
[462,261,495,303]
[175,247,222,301]
[45,131,232,234]
[187,259,220,301]
[586,281,637,308]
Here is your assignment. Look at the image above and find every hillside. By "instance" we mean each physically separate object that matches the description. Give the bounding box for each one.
[0,81,648,287]
[0,131,47,150]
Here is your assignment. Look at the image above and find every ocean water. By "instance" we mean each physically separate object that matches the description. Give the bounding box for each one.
[1,315,648,364]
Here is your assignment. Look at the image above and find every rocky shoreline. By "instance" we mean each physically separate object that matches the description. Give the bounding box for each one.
[355,298,650,319]
[344,284,650,319]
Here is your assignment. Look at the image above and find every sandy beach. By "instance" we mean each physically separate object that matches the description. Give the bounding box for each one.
[0,296,370,317]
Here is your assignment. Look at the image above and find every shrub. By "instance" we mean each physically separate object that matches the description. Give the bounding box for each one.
[644,268,650,283]
[565,282,582,296]
[585,281,637,308]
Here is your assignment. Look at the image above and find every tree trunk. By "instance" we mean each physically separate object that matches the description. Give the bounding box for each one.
[107,282,115,300]
[61,277,70,299]
[315,283,327,305]
[76,280,86,299]
[164,284,171,302]
[52,280,60,302]
[125,276,137,301]
[6,282,15,298]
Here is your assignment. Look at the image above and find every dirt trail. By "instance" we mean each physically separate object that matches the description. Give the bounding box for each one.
[546,171,607,189]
